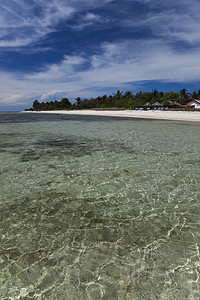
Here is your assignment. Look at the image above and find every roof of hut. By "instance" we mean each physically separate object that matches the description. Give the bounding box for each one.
[151,102,163,107]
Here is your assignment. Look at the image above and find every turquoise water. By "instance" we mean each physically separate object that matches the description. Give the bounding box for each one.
[0,112,199,299]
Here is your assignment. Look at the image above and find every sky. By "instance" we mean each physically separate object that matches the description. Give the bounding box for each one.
[0,0,200,111]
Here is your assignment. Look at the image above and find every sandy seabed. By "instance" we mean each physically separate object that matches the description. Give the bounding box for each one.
[25,109,200,122]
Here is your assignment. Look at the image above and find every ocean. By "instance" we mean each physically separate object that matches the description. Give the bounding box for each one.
[0,112,199,299]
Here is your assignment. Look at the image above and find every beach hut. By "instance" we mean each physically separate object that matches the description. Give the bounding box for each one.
[173,101,181,107]
[142,102,151,110]
[186,99,200,109]
[164,100,181,108]
[170,101,181,108]
[151,102,163,110]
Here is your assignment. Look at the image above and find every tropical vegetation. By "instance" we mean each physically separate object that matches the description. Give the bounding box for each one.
[26,89,200,111]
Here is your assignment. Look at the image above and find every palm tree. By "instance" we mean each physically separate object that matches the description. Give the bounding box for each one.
[180,89,188,104]
[113,90,123,100]
[75,97,81,105]
[124,91,133,99]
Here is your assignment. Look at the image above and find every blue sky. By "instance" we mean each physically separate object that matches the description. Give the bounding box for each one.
[0,0,200,110]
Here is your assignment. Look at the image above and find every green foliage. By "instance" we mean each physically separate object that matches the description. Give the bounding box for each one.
[162,91,180,102]
[32,99,40,110]
[60,98,71,109]
[31,97,72,111]
[184,106,193,111]
[75,97,81,105]
[29,88,200,111]
[192,90,200,100]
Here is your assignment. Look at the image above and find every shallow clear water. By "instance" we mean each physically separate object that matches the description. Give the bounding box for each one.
[0,112,199,299]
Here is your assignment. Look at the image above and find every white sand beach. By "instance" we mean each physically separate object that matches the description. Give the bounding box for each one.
[26,110,200,122]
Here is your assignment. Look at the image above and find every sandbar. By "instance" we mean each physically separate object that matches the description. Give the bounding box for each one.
[25,110,200,122]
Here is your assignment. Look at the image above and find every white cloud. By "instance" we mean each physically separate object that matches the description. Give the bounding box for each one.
[0,0,112,47]
[1,38,200,107]
[0,94,27,106]
[83,40,200,84]
[0,1,75,47]
[24,39,200,86]
[143,11,200,44]
[119,0,200,46]
[39,90,68,101]
[1,0,200,108]
[83,12,100,21]
[1,0,200,49]
[26,55,86,82]
[70,12,109,30]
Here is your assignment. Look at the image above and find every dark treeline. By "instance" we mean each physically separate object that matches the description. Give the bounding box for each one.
[26,89,200,111]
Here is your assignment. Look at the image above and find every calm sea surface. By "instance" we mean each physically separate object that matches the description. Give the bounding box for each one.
[0,112,199,299]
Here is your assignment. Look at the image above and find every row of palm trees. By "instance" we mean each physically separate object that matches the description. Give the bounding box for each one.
[27,89,200,111]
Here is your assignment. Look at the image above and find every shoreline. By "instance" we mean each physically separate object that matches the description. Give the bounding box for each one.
[23,110,200,122]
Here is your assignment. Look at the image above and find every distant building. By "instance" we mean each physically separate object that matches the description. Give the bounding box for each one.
[151,102,163,107]
[186,99,200,109]
[142,102,150,107]
[168,101,181,108]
